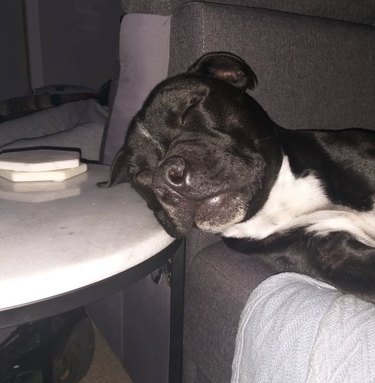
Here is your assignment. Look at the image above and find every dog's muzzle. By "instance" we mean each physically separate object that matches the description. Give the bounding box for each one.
[150,155,248,234]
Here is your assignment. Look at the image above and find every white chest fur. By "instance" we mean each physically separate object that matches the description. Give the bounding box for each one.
[222,156,375,247]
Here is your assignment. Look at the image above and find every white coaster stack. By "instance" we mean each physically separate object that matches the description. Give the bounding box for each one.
[0,149,87,182]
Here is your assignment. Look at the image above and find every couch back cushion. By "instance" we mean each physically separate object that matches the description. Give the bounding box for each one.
[122,0,375,25]
[170,2,375,132]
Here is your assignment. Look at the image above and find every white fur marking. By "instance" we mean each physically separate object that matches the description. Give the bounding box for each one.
[137,123,164,153]
[305,209,375,247]
[196,205,246,233]
[222,156,375,246]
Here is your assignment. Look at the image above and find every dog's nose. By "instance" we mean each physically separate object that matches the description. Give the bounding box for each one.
[161,156,187,187]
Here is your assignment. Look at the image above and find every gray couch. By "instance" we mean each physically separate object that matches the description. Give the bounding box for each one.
[102,1,375,382]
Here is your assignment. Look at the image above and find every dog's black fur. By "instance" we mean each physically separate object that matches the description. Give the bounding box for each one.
[103,52,375,301]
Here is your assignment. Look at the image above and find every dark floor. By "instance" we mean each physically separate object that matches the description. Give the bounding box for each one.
[80,325,132,383]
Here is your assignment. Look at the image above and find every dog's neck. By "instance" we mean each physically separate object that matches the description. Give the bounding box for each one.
[243,124,283,220]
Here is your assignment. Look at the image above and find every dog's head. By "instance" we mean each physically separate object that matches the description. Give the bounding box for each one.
[105,52,281,237]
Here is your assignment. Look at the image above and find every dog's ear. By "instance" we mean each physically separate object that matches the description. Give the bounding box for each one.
[97,149,129,188]
[187,52,257,91]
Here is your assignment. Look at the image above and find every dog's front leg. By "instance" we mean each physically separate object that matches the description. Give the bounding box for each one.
[221,229,312,274]
[309,231,375,301]
[223,230,375,302]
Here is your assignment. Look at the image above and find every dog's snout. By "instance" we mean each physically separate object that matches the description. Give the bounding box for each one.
[161,156,188,187]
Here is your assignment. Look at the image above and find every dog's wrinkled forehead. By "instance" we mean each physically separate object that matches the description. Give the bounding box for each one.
[139,51,257,124]
[142,76,211,123]
[123,52,264,180]
[132,77,246,165]
[105,52,262,187]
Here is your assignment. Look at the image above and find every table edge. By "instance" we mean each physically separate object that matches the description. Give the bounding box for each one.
[0,239,182,329]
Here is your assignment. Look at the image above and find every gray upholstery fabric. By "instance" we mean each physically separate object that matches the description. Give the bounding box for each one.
[185,228,220,265]
[122,0,375,25]
[183,352,211,383]
[183,241,275,383]
[170,2,375,132]
[102,14,171,164]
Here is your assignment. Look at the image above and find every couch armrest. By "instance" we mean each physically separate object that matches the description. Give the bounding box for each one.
[183,241,275,383]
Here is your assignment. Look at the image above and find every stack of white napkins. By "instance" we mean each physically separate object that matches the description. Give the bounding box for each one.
[0,149,87,182]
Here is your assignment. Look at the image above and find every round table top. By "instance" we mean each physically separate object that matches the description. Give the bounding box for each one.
[0,164,173,311]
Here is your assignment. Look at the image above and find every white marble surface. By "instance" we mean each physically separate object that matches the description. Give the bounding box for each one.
[0,164,173,311]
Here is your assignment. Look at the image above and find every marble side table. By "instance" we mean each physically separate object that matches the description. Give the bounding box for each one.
[0,164,185,382]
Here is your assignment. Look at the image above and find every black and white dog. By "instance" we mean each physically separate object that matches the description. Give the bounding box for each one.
[104,52,375,301]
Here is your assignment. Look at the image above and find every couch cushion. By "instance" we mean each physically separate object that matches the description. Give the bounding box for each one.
[122,0,375,25]
[170,2,375,132]
[183,241,275,383]
[185,229,219,266]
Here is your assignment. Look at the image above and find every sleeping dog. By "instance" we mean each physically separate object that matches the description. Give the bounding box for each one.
[103,52,375,301]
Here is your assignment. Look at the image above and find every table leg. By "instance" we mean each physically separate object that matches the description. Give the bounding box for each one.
[168,239,185,383]
[38,318,54,383]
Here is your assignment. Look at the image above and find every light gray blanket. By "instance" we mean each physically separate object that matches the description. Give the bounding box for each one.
[232,273,375,383]
[0,100,107,161]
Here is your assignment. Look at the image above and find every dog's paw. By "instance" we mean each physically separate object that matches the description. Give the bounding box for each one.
[222,223,249,238]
